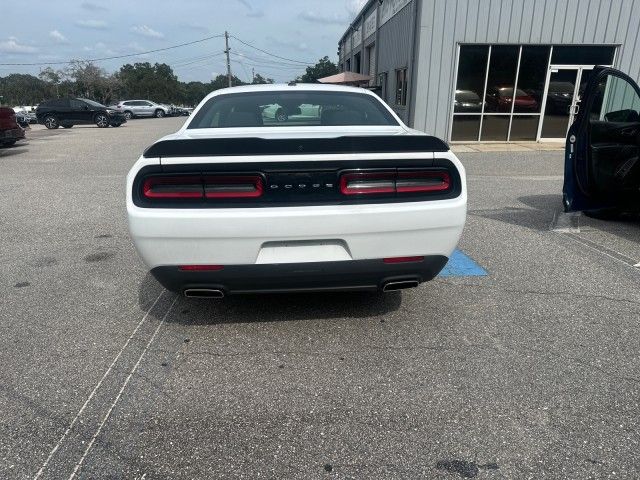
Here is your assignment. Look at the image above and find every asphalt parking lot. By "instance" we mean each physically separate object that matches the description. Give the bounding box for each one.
[1,119,639,479]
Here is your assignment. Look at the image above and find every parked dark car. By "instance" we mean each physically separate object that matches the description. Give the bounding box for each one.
[0,107,26,147]
[36,98,126,129]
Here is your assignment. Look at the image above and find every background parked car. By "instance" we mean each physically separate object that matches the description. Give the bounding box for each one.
[36,98,126,129]
[109,100,171,119]
[0,107,26,147]
[13,106,37,124]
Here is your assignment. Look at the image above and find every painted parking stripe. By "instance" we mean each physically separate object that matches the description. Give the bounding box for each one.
[439,249,487,277]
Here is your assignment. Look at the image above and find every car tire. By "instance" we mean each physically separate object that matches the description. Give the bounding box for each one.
[95,114,109,128]
[123,111,133,120]
[155,109,165,118]
[275,109,287,122]
[43,115,59,129]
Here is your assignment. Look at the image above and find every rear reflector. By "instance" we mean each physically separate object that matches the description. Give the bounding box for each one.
[178,265,224,271]
[339,170,451,196]
[204,175,263,198]
[383,256,425,264]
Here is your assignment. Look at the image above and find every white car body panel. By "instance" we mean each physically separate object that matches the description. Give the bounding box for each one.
[127,84,467,293]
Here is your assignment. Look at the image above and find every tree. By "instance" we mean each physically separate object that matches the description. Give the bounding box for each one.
[251,73,274,85]
[38,67,63,97]
[296,57,339,83]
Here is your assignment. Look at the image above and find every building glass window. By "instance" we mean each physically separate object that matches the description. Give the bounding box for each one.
[551,46,615,65]
[354,52,362,73]
[484,46,519,113]
[454,45,488,113]
[395,68,408,106]
[450,44,620,141]
[346,59,351,72]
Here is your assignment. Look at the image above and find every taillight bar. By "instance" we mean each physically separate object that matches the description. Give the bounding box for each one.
[204,175,263,198]
[340,171,395,195]
[340,170,451,196]
[143,176,203,199]
[142,174,263,200]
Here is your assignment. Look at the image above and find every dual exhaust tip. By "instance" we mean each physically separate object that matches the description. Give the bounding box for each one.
[184,280,419,298]
[184,288,225,298]
[382,279,419,292]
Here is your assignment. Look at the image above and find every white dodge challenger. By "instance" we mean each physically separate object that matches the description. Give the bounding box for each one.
[127,84,467,298]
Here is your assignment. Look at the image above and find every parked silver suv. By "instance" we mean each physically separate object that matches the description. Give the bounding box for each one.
[110,100,171,119]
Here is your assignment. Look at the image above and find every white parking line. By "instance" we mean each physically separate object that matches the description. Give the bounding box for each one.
[68,296,178,480]
[33,291,166,480]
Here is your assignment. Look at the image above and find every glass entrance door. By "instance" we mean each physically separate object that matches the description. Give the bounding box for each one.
[540,66,594,140]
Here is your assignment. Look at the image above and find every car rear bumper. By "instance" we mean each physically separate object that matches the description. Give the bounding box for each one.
[1,127,25,142]
[151,256,449,295]
[128,196,466,268]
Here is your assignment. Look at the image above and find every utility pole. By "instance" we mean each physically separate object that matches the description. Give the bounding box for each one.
[224,31,232,87]
[252,68,255,84]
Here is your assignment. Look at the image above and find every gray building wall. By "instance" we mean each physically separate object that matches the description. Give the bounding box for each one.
[412,0,640,139]
[376,1,417,122]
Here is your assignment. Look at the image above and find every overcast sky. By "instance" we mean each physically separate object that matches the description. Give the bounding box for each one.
[0,0,367,83]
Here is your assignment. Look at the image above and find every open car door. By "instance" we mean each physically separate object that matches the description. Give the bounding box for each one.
[563,67,640,213]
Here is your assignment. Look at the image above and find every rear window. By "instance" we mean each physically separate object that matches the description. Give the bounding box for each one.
[187,90,398,129]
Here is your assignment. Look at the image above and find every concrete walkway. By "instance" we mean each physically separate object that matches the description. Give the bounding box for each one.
[450,142,564,153]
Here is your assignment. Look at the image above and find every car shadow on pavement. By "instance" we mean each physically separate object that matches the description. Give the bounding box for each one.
[469,194,562,231]
[472,193,640,244]
[138,272,402,325]
[0,146,29,157]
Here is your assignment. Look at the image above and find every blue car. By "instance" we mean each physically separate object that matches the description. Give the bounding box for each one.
[563,67,640,217]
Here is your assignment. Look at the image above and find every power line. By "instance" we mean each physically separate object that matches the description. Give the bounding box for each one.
[230,35,314,66]
[229,52,305,73]
[230,51,307,69]
[0,34,225,66]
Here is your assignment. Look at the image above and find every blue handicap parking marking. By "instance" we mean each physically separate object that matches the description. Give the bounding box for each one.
[439,249,488,277]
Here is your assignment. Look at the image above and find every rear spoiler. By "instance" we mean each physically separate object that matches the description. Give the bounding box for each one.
[143,135,450,158]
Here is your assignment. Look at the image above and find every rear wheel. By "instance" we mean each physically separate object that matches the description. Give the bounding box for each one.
[95,113,109,128]
[43,115,59,129]
[155,109,165,118]
[123,111,133,120]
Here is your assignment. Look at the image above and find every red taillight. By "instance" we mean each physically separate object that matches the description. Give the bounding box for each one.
[143,176,203,199]
[142,174,264,200]
[383,256,425,264]
[340,171,395,195]
[339,170,451,196]
[178,265,224,271]
[396,171,450,193]
[204,175,263,198]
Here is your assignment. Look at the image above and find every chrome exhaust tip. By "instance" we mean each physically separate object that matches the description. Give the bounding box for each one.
[382,280,419,292]
[184,288,225,299]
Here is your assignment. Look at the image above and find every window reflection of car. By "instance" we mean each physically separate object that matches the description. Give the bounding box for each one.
[454,90,483,112]
[261,103,321,123]
[546,81,575,114]
[485,86,538,112]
